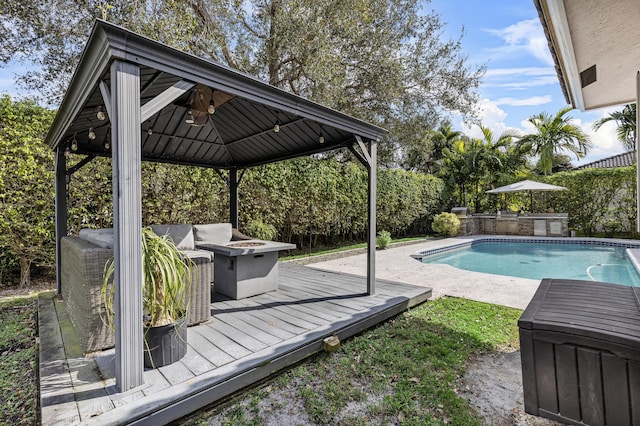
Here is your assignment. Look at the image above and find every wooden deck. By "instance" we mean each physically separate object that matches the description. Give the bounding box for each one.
[40,263,431,425]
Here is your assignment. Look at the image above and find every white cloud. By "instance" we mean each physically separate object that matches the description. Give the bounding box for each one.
[494,95,553,107]
[489,76,559,90]
[572,117,626,165]
[461,98,511,138]
[484,67,556,78]
[485,18,554,66]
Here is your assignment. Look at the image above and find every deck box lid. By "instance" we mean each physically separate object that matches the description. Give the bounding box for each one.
[519,278,640,348]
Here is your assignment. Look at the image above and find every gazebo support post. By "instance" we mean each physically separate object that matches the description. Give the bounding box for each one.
[111,60,144,391]
[230,168,239,228]
[54,146,67,295]
[351,136,377,295]
[366,139,377,295]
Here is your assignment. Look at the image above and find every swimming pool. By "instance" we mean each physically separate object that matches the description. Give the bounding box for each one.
[420,240,640,286]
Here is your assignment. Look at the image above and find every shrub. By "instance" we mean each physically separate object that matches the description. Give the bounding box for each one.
[432,212,460,237]
[601,218,620,237]
[376,230,392,249]
[245,218,278,240]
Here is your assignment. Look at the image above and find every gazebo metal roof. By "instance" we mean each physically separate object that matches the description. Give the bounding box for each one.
[48,20,384,393]
[45,20,386,169]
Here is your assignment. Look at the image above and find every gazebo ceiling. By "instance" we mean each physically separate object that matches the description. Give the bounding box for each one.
[45,20,386,169]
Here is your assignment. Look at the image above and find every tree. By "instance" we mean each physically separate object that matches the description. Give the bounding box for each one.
[403,124,461,173]
[517,106,591,175]
[0,95,56,286]
[593,103,636,151]
[1,0,484,165]
[465,125,518,211]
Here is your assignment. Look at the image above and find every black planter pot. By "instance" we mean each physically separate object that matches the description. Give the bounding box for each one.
[143,316,187,368]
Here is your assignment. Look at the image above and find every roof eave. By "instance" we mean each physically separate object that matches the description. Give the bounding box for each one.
[534,0,585,110]
[45,22,113,150]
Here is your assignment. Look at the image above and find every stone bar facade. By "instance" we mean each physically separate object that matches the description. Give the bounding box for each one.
[457,213,569,237]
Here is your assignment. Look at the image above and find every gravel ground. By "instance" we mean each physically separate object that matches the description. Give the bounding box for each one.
[459,350,564,426]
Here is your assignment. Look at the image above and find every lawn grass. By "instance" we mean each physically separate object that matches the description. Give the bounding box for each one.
[281,236,428,261]
[185,297,522,425]
[0,295,39,425]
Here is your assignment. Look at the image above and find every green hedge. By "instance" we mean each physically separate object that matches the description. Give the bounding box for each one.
[0,96,446,286]
[544,167,637,236]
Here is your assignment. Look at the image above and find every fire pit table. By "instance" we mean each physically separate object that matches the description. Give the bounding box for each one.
[198,240,295,299]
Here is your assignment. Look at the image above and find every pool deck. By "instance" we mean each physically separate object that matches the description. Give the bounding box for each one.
[308,235,640,310]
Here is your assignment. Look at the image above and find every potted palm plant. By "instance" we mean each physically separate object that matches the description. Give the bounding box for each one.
[102,227,193,368]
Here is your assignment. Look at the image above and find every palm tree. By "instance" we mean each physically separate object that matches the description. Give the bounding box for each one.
[438,125,519,211]
[517,106,591,175]
[593,103,636,151]
[466,125,519,211]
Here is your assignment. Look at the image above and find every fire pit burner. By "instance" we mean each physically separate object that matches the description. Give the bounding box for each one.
[227,242,266,248]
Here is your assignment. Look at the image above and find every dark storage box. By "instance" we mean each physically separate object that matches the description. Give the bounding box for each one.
[519,279,640,426]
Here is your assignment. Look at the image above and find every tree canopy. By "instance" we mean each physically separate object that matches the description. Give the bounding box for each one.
[0,0,484,165]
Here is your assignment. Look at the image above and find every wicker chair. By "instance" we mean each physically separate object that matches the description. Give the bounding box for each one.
[61,236,212,354]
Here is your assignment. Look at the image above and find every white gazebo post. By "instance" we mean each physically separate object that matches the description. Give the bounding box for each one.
[636,71,640,234]
[111,59,144,391]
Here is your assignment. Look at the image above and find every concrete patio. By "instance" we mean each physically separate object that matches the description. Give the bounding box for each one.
[308,236,544,310]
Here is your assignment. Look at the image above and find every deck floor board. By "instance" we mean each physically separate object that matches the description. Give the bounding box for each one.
[40,263,431,425]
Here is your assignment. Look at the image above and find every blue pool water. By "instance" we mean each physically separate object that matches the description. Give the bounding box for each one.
[421,242,640,286]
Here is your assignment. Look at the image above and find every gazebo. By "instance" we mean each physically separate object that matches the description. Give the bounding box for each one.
[45,20,385,392]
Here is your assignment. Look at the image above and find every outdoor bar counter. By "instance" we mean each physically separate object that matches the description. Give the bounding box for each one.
[458,213,568,237]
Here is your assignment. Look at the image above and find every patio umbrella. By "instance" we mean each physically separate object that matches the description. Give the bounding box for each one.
[486,179,567,211]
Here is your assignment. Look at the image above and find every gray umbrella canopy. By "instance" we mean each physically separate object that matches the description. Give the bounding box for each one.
[486,180,567,194]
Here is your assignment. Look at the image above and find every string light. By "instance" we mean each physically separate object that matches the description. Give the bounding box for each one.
[273,111,280,133]
[208,99,215,115]
[319,134,325,144]
[147,127,153,135]
[185,110,195,124]
[96,107,106,121]
[88,127,96,140]
[64,146,71,157]
[71,136,78,151]
[103,140,110,150]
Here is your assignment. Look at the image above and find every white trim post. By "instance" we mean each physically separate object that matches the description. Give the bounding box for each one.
[111,60,144,391]
[636,71,640,234]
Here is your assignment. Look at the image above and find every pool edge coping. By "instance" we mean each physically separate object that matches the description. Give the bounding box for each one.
[415,235,640,259]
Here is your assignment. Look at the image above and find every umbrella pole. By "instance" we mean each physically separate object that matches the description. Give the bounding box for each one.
[530,191,533,212]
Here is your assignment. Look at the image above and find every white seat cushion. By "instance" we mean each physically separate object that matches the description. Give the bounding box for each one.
[193,223,232,245]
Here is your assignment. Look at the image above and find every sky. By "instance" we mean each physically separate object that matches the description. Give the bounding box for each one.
[0,0,625,166]
[426,0,623,166]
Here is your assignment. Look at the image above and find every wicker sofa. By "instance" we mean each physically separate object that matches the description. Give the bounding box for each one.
[61,223,237,353]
